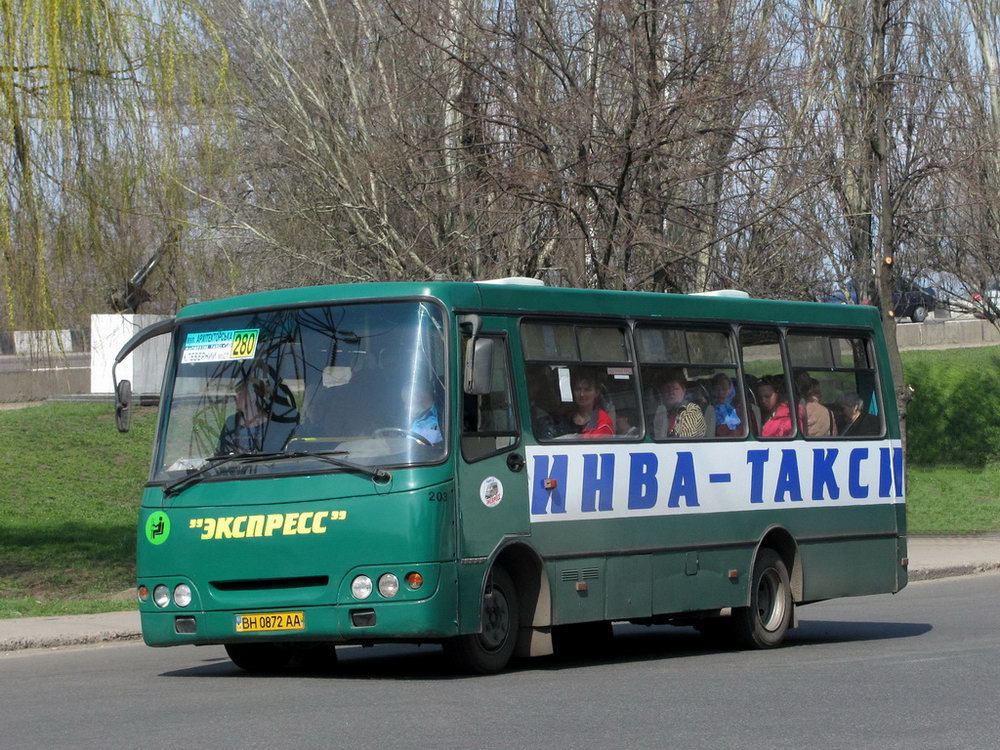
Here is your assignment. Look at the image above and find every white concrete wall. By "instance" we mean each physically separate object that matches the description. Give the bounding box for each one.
[895,317,1000,350]
[90,314,170,395]
[13,329,72,356]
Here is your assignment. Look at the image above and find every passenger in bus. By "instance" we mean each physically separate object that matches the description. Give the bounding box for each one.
[837,392,880,437]
[652,370,707,439]
[757,376,794,438]
[567,370,614,438]
[615,407,641,438]
[709,373,743,437]
[218,374,293,454]
[797,374,837,437]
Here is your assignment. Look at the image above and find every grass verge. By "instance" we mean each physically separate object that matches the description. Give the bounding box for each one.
[0,402,157,618]
[0,598,136,619]
[906,463,1000,534]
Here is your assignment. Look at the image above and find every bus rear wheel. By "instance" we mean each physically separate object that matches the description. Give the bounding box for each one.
[732,548,792,649]
[225,642,292,673]
[445,565,518,674]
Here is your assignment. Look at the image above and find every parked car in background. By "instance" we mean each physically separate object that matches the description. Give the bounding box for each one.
[891,282,937,323]
[819,278,937,323]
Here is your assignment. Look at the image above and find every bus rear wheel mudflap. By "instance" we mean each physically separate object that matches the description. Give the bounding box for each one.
[445,565,519,674]
[732,548,793,649]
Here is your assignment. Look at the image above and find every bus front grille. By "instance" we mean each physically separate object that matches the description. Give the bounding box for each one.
[210,575,329,592]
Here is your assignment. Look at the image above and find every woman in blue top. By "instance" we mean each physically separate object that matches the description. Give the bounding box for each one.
[709,372,743,437]
[407,381,443,444]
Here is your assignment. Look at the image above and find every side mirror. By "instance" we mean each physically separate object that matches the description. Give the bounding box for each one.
[115,379,133,433]
[463,337,495,395]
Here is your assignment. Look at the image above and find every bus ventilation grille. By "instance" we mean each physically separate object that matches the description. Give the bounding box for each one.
[560,568,600,582]
[210,575,329,591]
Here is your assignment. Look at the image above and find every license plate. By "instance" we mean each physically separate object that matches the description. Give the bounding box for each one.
[234,611,305,633]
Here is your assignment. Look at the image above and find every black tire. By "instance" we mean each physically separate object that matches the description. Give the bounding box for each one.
[552,620,614,659]
[731,548,792,649]
[225,642,293,673]
[445,566,518,674]
[910,305,928,323]
[291,643,338,673]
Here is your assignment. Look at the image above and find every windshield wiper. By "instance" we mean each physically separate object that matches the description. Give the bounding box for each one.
[272,450,391,483]
[162,450,389,498]
[162,453,256,497]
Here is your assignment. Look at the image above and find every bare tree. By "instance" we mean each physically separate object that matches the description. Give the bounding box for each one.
[922,1,1000,322]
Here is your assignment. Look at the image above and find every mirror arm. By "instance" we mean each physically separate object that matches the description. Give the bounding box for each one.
[458,314,482,336]
[112,317,175,432]
[114,317,176,368]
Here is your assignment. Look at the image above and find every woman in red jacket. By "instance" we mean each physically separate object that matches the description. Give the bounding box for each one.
[568,371,613,438]
[757,377,794,438]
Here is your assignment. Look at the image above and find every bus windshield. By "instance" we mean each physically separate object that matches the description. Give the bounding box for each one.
[153,300,447,482]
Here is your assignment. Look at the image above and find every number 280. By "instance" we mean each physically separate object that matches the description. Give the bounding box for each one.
[231,331,257,357]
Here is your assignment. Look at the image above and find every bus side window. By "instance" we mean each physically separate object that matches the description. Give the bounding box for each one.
[740,327,795,439]
[786,332,884,439]
[636,325,742,440]
[461,335,518,462]
[521,321,639,441]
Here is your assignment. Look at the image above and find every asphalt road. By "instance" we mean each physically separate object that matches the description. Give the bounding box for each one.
[2,573,998,750]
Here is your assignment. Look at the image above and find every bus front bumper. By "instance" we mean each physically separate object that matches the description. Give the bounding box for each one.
[139,565,459,647]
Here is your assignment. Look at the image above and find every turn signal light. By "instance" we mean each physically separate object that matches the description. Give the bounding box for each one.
[405,572,424,590]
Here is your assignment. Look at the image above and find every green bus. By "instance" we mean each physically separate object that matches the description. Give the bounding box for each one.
[115,279,907,673]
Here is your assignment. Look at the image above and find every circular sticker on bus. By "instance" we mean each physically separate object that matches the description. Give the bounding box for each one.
[145,511,171,545]
[480,477,503,508]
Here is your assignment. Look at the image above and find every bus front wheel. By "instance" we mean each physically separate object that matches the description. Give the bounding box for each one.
[225,642,292,673]
[445,566,518,674]
[732,549,792,649]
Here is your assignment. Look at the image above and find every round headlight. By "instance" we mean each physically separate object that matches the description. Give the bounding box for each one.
[378,573,399,598]
[152,584,171,608]
[351,575,373,600]
[173,583,192,608]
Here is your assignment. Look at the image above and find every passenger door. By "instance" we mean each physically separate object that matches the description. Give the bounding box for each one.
[455,326,527,560]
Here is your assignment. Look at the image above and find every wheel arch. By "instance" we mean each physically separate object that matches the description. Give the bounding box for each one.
[487,539,553,657]
[752,526,803,603]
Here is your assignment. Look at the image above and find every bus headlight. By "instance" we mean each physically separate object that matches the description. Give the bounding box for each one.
[173,583,192,608]
[351,575,373,600]
[153,585,171,608]
[378,573,399,598]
